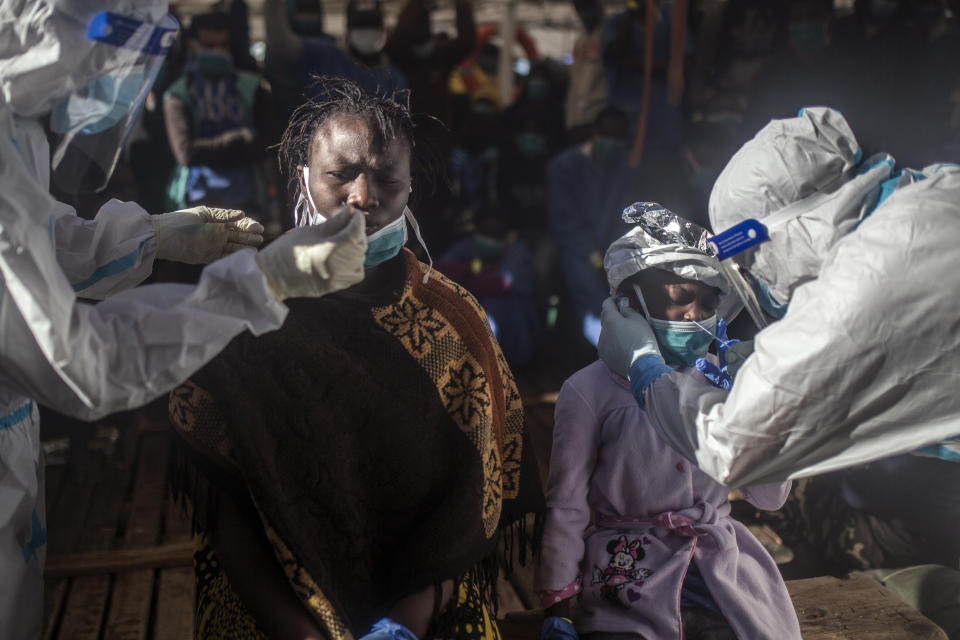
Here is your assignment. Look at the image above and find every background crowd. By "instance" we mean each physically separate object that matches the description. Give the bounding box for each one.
[60,0,960,371]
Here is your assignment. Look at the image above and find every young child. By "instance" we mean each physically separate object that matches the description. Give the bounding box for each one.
[535,209,802,640]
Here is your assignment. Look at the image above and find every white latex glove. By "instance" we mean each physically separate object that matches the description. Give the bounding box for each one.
[255,206,367,300]
[724,339,754,378]
[152,206,264,264]
[597,296,662,378]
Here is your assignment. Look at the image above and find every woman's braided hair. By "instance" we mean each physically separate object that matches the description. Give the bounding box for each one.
[278,75,419,210]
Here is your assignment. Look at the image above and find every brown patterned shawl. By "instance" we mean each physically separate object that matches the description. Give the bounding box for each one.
[169,249,543,638]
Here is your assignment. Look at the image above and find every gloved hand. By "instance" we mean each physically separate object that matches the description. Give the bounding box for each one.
[152,206,264,264]
[598,296,662,378]
[359,618,420,640]
[724,339,754,378]
[696,318,738,390]
[542,616,578,640]
[255,206,367,301]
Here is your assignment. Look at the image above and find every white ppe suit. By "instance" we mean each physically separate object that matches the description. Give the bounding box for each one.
[0,108,290,640]
[0,2,361,636]
[635,108,960,487]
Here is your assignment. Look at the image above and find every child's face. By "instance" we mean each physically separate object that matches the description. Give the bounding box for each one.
[626,269,720,322]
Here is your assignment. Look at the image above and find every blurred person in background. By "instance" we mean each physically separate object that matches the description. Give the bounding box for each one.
[163,11,277,227]
[435,204,540,369]
[547,106,641,348]
[385,0,476,135]
[565,0,607,145]
[265,0,406,111]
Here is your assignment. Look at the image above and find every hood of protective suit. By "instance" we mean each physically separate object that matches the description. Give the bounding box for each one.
[604,207,739,322]
[708,107,884,305]
[0,0,168,118]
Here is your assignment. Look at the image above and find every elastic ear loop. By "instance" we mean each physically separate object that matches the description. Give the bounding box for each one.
[631,283,653,320]
[404,205,433,284]
[296,166,325,227]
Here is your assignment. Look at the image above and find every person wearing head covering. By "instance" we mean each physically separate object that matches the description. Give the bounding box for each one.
[0,3,369,636]
[598,106,960,487]
[535,206,800,640]
[168,77,543,640]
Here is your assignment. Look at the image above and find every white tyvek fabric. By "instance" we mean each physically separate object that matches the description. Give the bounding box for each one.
[0,403,43,640]
[10,116,157,299]
[0,0,168,117]
[644,164,960,486]
[603,226,741,322]
[0,108,287,636]
[708,107,862,304]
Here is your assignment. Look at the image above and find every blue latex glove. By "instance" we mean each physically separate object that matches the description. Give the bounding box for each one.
[542,616,579,640]
[628,354,674,409]
[360,618,420,640]
[695,318,737,390]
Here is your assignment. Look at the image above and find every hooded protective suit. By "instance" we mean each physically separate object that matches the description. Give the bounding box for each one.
[602,107,960,487]
[0,2,365,636]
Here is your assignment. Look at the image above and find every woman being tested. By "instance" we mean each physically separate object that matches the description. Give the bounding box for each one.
[536,207,801,640]
[168,77,543,640]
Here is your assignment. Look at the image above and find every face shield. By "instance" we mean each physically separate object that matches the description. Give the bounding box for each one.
[48,11,179,194]
[707,219,772,329]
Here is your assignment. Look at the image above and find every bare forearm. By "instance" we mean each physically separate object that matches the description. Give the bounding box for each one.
[388,580,454,639]
[210,491,326,640]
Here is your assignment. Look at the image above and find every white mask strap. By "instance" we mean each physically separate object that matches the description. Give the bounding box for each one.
[631,284,653,320]
[404,205,432,284]
[297,166,325,227]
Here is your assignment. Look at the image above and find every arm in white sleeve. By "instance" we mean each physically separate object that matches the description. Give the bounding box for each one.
[535,377,601,596]
[741,481,792,512]
[52,199,158,300]
[0,244,287,421]
[639,169,960,487]
[0,134,287,419]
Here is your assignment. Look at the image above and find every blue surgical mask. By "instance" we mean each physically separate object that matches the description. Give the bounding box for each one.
[631,283,717,367]
[365,213,408,267]
[649,315,718,367]
[51,69,146,136]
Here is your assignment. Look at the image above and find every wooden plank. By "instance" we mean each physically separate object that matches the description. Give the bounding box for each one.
[56,576,114,640]
[53,421,140,640]
[42,579,68,640]
[153,567,195,640]
[154,463,196,639]
[103,429,170,640]
[787,574,948,639]
[44,541,193,577]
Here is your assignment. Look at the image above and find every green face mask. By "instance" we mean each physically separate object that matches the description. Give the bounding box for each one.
[194,50,233,76]
[648,315,717,367]
[593,137,626,169]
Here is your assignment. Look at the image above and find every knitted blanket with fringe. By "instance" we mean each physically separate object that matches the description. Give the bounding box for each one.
[169,249,543,638]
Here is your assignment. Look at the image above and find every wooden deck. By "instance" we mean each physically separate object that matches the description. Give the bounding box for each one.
[42,401,194,640]
[40,352,948,639]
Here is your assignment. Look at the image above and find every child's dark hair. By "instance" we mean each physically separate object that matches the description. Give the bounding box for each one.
[278,75,441,209]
